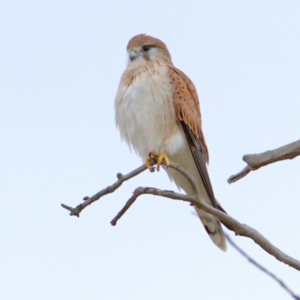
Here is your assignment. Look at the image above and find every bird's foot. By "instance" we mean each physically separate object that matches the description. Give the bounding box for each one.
[145,151,170,172]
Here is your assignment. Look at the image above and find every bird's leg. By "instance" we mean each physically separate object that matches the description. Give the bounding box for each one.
[146,151,170,172]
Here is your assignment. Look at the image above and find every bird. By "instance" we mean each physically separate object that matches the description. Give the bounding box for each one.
[114,34,227,251]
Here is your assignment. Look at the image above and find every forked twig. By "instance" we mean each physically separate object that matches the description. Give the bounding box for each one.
[61,161,300,272]
[61,164,148,217]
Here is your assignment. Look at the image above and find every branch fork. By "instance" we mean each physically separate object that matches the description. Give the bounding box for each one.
[228,139,300,183]
[61,158,300,272]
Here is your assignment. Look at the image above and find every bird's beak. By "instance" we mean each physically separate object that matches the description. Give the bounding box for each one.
[129,50,139,61]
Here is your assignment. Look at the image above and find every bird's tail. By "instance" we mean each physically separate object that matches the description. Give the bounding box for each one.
[194,206,227,251]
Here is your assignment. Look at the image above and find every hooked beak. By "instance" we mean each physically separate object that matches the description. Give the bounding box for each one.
[129,50,139,61]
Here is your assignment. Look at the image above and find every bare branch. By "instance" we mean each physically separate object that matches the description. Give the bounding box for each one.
[110,186,192,226]
[61,164,148,217]
[110,185,300,272]
[108,162,300,272]
[228,139,300,183]
[225,233,300,300]
[62,160,300,272]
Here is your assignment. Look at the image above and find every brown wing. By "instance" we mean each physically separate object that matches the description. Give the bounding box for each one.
[168,66,220,209]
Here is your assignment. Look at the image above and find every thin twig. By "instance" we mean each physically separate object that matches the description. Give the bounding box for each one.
[110,187,144,226]
[228,139,300,183]
[110,186,192,226]
[61,164,148,217]
[225,233,300,300]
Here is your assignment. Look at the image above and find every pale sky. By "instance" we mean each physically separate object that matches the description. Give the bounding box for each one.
[1,1,300,299]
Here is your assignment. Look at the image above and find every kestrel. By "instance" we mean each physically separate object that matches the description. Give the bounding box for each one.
[114,34,227,251]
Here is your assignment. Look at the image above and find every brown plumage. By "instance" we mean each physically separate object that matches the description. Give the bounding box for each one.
[127,34,172,63]
[168,67,209,162]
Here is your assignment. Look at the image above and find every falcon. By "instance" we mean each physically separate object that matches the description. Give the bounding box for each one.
[114,34,227,251]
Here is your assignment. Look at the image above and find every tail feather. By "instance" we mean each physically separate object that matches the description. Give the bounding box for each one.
[194,206,227,251]
[165,151,227,251]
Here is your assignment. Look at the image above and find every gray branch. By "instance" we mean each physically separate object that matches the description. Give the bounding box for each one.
[61,164,148,217]
[61,160,300,273]
[228,139,300,184]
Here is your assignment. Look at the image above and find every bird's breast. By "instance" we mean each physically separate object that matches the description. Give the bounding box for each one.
[115,62,185,160]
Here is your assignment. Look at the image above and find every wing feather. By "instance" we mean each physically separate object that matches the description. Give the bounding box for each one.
[168,66,221,210]
[168,67,209,162]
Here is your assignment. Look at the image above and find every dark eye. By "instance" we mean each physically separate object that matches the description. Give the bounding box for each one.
[142,45,150,51]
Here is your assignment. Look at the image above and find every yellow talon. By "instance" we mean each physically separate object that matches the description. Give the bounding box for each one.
[146,151,170,172]
[156,152,170,171]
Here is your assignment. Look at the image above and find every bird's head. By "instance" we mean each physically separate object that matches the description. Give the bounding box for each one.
[126,34,172,65]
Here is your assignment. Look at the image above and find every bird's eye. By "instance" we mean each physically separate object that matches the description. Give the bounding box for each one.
[142,45,150,51]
